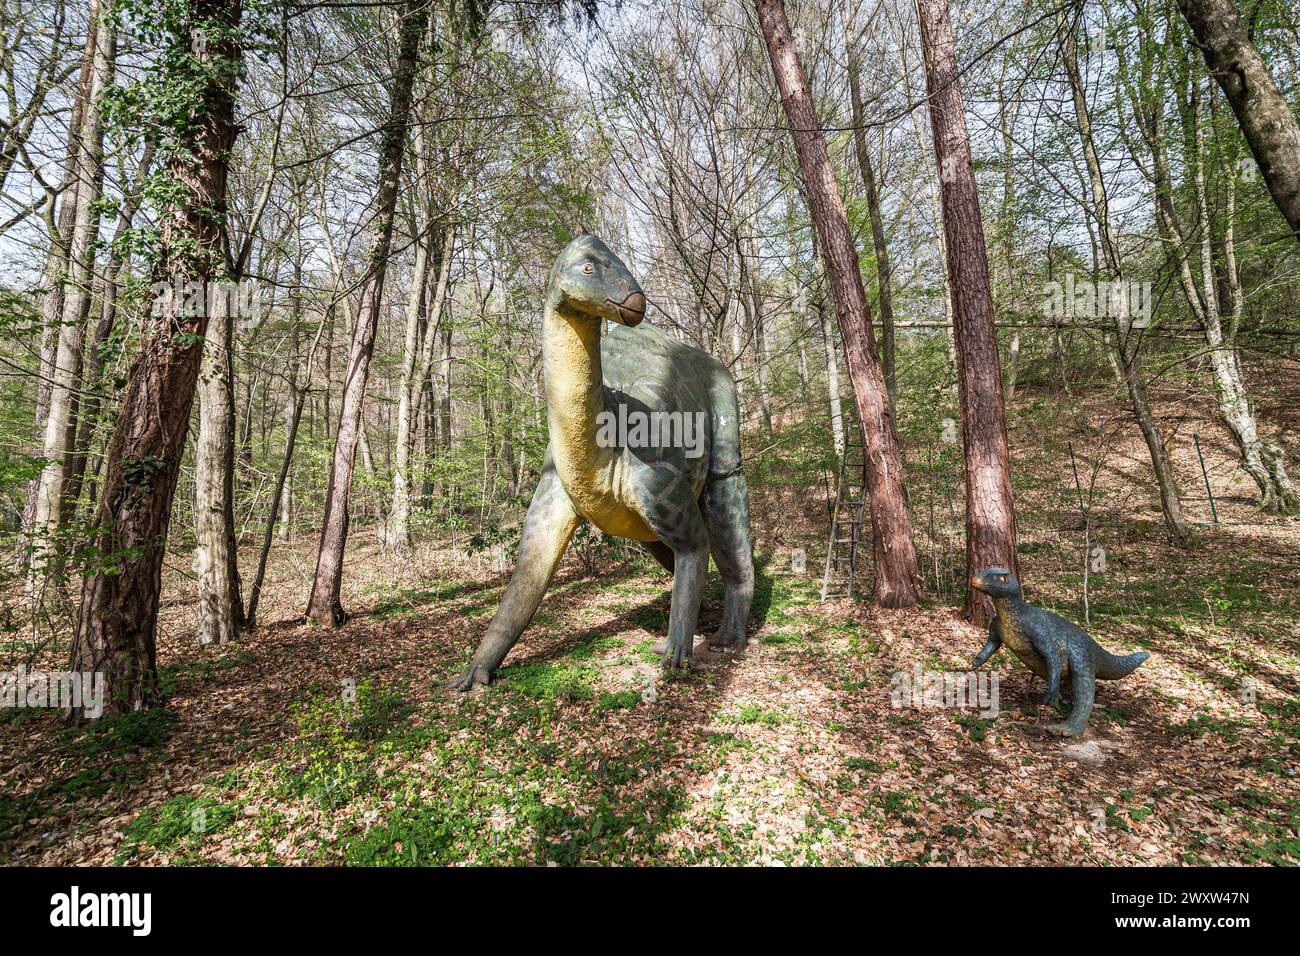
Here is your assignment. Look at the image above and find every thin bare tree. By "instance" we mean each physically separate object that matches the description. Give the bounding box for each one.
[754,0,922,607]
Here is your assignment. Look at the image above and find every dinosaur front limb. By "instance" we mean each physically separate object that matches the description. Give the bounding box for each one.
[702,471,754,650]
[450,465,580,691]
[972,618,1001,668]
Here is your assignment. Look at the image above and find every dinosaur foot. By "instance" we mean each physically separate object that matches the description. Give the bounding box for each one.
[652,636,694,670]
[1045,721,1087,738]
[707,624,748,653]
[448,665,493,693]
[661,647,692,670]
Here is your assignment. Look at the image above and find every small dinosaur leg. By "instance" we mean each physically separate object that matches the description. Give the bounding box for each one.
[702,471,754,651]
[1048,649,1095,737]
[450,461,579,691]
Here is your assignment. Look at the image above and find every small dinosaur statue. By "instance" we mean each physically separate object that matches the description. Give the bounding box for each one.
[969,567,1149,736]
[450,235,754,690]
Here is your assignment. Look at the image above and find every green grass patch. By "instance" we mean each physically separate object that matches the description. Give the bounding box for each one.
[717,703,783,727]
[498,661,597,702]
[115,794,239,863]
[597,690,641,711]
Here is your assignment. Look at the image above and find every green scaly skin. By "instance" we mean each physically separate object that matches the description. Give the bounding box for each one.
[969,567,1150,736]
[450,235,754,691]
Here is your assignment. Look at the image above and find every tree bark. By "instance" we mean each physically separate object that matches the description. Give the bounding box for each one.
[28,0,101,448]
[842,3,896,405]
[389,197,449,552]
[26,6,113,587]
[818,295,845,458]
[755,0,922,606]
[69,0,244,716]
[995,68,1020,401]
[916,0,1019,626]
[306,0,424,624]
[1176,0,1300,240]
[64,143,156,523]
[194,284,244,644]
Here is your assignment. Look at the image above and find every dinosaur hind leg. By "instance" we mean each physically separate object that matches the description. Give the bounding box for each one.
[1047,649,1095,737]
[640,472,711,669]
[702,471,754,651]
[450,463,579,691]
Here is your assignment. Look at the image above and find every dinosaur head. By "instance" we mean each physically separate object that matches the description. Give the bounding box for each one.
[547,234,646,327]
[971,567,1022,599]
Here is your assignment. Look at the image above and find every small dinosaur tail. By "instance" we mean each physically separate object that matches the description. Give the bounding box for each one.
[1097,649,1150,680]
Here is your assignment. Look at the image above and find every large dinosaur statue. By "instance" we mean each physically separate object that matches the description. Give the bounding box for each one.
[969,567,1150,736]
[450,235,754,690]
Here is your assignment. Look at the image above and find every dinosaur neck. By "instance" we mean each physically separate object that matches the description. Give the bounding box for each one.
[542,302,609,491]
[993,593,1028,615]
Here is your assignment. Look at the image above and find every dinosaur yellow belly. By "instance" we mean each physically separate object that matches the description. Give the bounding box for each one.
[556,458,657,542]
[998,612,1066,677]
[583,499,656,541]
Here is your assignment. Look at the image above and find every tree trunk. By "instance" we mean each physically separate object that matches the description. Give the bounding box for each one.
[818,295,845,458]
[306,0,424,624]
[1059,12,1193,546]
[436,314,453,487]
[916,0,1019,626]
[1170,81,1299,512]
[26,8,113,587]
[843,7,896,405]
[390,204,449,552]
[194,284,244,645]
[413,227,455,504]
[755,0,922,606]
[69,0,244,716]
[248,232,329,626]
[64,143,156,523]
[1176,0,1300,240]
[28,0,101,448]
[995,68,1020,402]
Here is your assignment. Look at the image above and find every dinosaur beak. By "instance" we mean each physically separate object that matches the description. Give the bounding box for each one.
[613,290,645,327]
[970,575,984,591]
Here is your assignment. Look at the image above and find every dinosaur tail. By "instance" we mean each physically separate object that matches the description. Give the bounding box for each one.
[1096,649,1150,680]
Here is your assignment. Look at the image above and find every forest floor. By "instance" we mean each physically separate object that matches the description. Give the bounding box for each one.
[1,519,1297,865]
[2,380,1299,865]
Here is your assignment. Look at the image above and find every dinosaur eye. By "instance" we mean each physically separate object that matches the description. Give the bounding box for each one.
[582,262,594,274]
[998,575,1007,583]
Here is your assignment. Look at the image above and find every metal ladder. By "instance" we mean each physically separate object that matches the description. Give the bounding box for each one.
[820,412,868,601]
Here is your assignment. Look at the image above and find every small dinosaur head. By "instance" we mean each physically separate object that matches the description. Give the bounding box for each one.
[971,567,1022,599]
[547,234,646,327]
